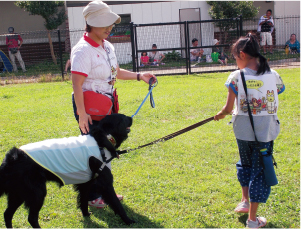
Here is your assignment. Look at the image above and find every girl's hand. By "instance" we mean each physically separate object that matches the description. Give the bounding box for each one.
[214,110,233,121]
[78,112,93,134]
[214,111,227,121]
[140,73,157,84]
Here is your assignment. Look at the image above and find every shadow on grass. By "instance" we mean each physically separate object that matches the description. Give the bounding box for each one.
[83,204,163,228]
[238,214,248,227]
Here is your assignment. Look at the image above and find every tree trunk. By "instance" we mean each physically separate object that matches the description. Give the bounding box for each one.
[47,30,57,65]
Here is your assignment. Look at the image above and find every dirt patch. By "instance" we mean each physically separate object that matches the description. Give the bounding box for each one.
[0,74,71,86]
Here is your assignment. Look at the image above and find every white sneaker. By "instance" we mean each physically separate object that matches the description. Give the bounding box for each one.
[234,200,249,213]
[246,217,267,228]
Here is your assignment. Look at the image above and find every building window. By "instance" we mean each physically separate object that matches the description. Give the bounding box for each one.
[108,14,131,43]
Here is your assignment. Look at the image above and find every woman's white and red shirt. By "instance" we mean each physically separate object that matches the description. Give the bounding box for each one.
[71,33,118,97]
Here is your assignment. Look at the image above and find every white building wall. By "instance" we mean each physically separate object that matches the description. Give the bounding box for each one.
[67,1,213,64]
[274,1,300,45]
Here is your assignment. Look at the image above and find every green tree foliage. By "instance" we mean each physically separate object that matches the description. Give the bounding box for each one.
[15,1,67,64]
[207,1,259,43]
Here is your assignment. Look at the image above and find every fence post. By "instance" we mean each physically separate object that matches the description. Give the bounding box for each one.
[57,29,64,80]
[134,24,139,72]
[184,21,189,75]
[239,15,243,36]
[186,21,191,75]
[130,22,136,72]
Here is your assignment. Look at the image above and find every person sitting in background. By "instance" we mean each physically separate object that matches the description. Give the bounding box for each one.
[149,44,165,66]
[212,39,221,53]
[140,51,149,67]
[218,51,229,65]
[190,38,204,63]
[285,33,300,54]
[212,39,228,65]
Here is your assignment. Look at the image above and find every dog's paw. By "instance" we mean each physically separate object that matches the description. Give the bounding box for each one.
[125,219,136,225]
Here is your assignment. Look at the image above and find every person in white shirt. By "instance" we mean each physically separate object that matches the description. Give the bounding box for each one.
[149,44,165,66]
[214,34,285,229]
[190,38,204,63]
[71,0,156,209]
[257,9,274,54]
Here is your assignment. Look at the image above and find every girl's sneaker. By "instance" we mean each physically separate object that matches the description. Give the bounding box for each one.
[88,197,106,208]
[234,200,249,213]
[88,195,123,208]
[246,217,267,228]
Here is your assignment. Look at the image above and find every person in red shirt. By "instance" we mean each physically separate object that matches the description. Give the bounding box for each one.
[140,51,149,67]
[6,27,26,72]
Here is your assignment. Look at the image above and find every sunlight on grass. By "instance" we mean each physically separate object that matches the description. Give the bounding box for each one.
[0,68,299,228]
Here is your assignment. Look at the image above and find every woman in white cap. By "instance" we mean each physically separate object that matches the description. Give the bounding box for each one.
[71,0,156,208]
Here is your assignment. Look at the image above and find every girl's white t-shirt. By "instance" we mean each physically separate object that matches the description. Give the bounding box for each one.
[225,68,285,142]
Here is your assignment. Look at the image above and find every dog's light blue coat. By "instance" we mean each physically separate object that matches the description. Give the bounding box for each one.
[20,135,111,185]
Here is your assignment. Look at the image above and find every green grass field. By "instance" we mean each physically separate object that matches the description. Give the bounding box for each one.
[0,68,299,228]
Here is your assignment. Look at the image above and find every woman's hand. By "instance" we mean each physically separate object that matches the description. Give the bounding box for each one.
[72,73,92,134]
[78,112,93,134]
[117,68,157,85]
[140,73,157,85]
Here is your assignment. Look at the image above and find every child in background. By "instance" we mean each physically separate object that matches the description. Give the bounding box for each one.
[214,34,285,228]
[213,39,228,65]
[140,51,149,67]
[218,51,229,65]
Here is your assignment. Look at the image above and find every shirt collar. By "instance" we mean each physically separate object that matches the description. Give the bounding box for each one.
[83,32,105,48]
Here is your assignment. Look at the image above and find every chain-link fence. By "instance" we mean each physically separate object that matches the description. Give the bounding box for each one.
[0,29,71,79]
[0,16,299,79]
[133,16,299,76]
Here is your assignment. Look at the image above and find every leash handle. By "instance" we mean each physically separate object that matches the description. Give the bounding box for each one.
[132,77,158,118]
[149,77,157,108]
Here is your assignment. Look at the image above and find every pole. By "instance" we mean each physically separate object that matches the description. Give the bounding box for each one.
[57,29,64,80]
[130,22,136,72]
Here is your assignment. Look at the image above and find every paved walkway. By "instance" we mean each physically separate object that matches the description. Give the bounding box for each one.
[140,58,300,75]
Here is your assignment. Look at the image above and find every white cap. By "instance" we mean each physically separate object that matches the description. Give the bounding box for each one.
[213,39,219,45]
[83,1,121,27]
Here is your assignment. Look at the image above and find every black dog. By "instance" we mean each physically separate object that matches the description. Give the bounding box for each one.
[0,114,135,228]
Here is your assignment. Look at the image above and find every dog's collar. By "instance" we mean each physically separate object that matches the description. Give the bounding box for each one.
[107,134,116,147]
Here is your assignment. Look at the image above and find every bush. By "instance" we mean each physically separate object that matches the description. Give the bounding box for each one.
[164,50,182,62]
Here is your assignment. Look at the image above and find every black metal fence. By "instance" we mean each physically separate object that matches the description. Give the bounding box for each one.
[131,15,300,76]
[131,17,243,75]
[0,15,299,79]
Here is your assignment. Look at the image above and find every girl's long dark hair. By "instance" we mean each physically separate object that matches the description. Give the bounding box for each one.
[232,33,270,75]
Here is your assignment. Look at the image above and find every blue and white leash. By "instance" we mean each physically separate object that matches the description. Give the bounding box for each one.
[132,77,158,118]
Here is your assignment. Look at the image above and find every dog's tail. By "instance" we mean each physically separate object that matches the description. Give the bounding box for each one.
[0,147,19,197]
